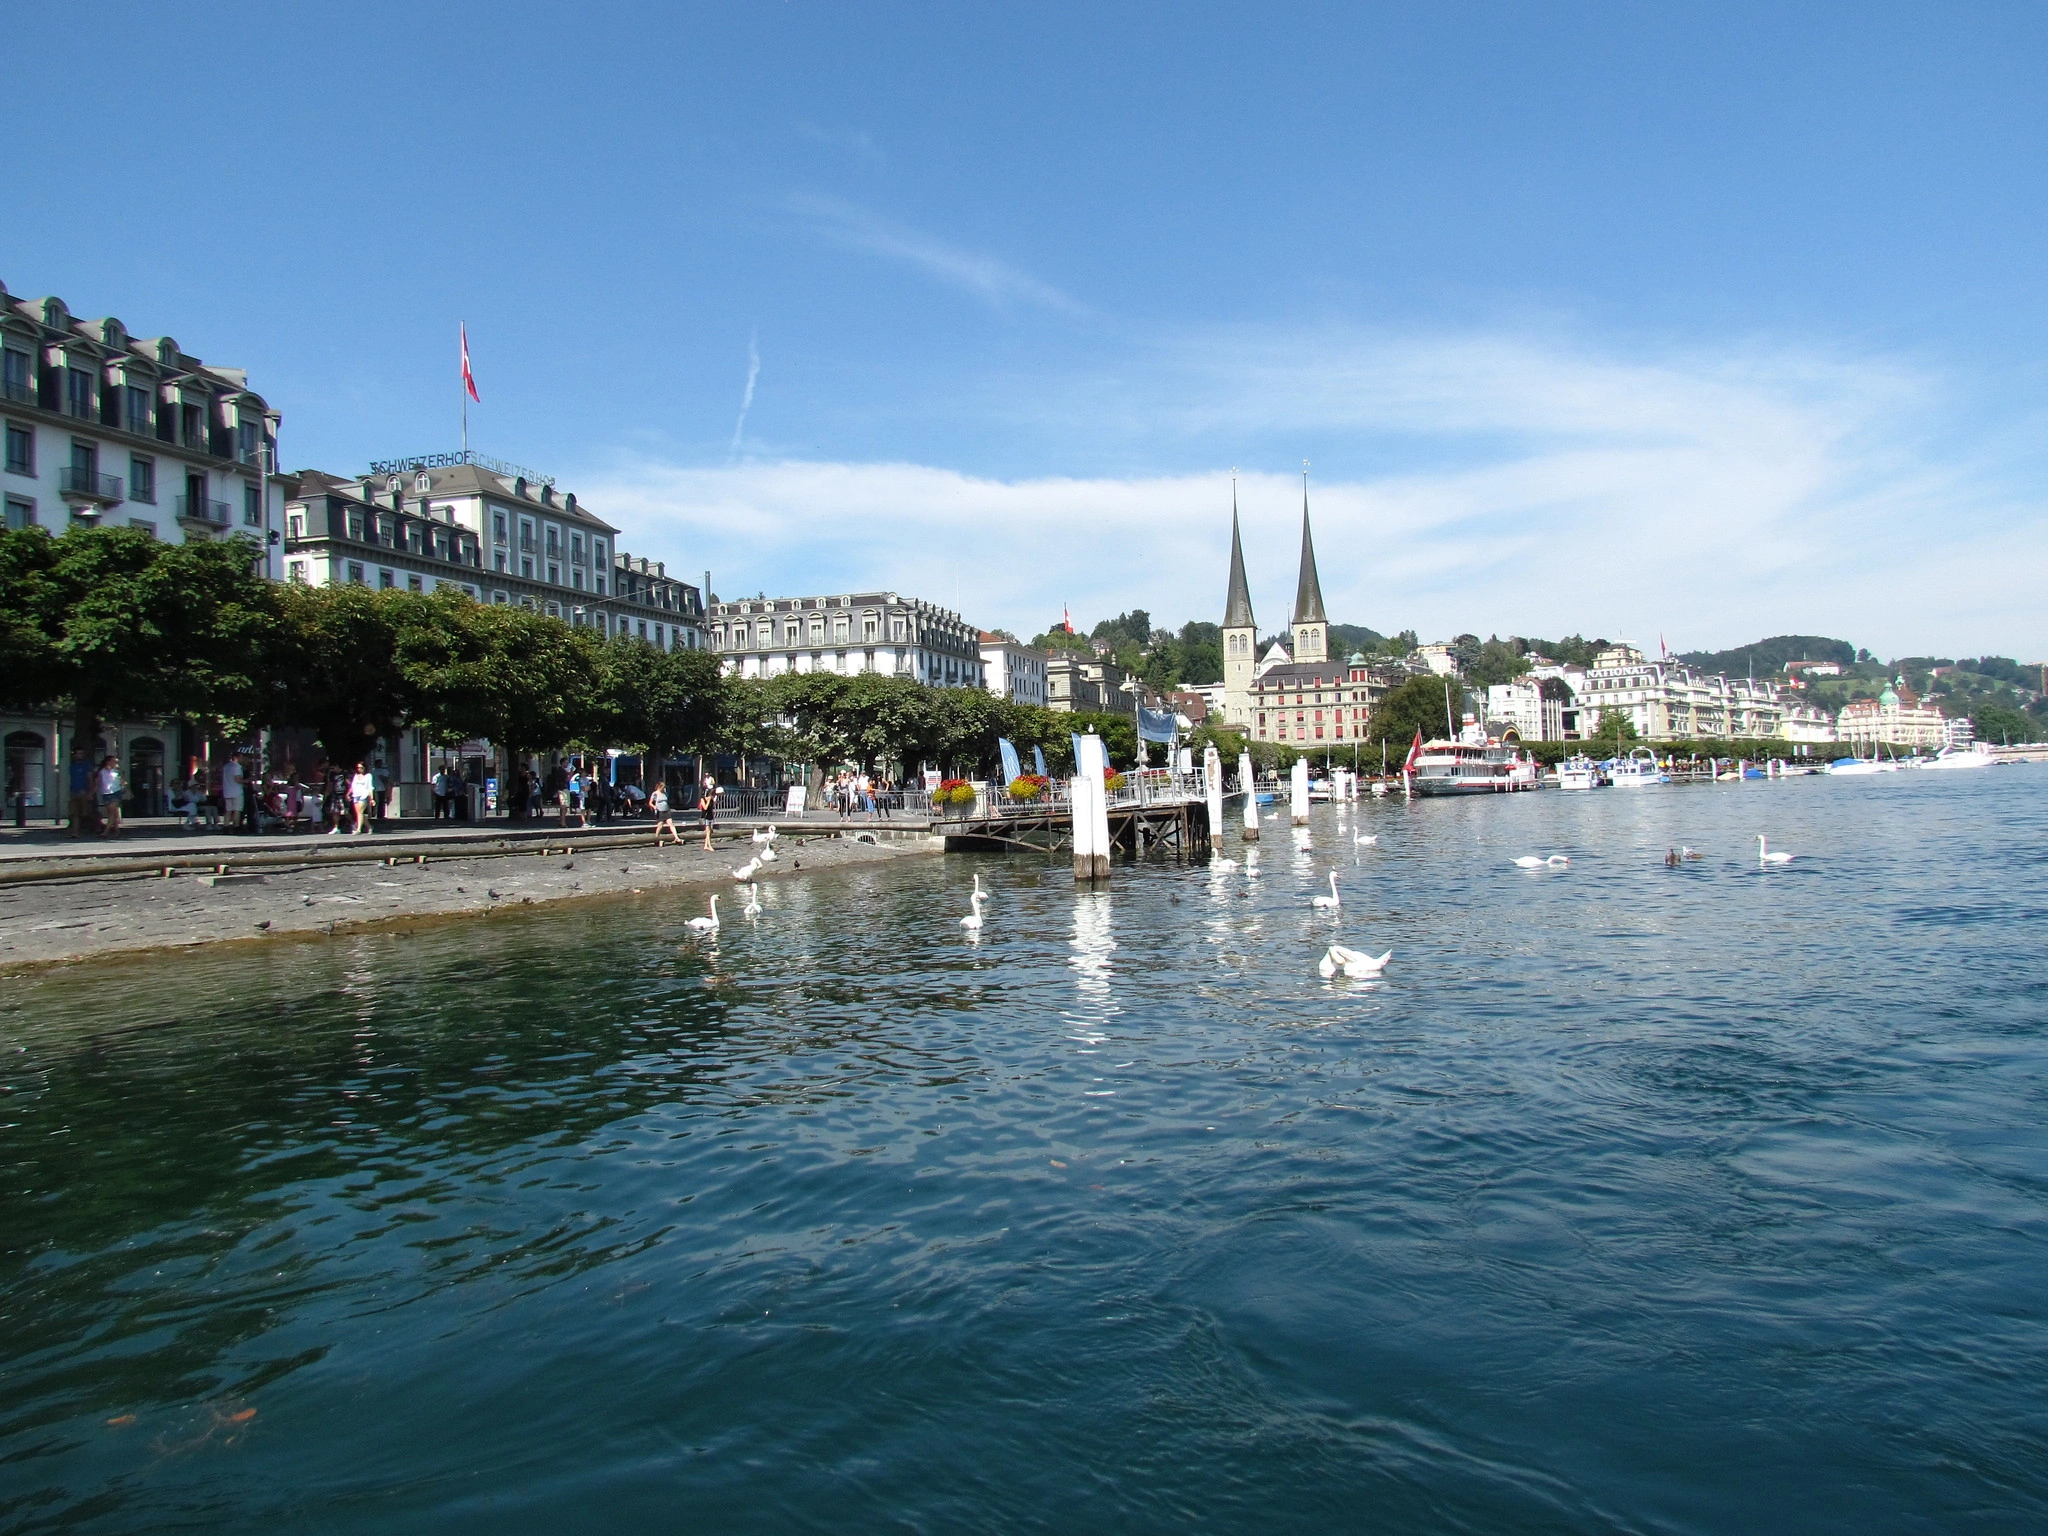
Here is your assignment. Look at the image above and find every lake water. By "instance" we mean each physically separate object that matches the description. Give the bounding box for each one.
[3,769,2045,1533]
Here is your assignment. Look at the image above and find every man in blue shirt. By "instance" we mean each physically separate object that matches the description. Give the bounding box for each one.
[66,747,94,837]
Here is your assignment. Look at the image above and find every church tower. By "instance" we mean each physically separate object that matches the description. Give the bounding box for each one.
[1290,472,1329,665]
[1220,483,1258,726]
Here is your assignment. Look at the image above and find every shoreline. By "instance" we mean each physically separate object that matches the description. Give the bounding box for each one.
[0,828,942,973]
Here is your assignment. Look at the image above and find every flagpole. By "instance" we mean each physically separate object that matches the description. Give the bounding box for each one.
[460,323,468,458]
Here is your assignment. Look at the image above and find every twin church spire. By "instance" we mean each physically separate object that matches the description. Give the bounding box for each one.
[1218,470,1330,724]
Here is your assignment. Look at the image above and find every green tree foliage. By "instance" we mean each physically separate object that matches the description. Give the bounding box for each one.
[1587,709,1642,753]
[1091,609,1152,649]
[1524,634,1608,667]
[1364,673,1464,751]
[1031,626,1095,655]
[1971,701,2041,744]
[1464,635,1532,689]
[1676,635,1856,675]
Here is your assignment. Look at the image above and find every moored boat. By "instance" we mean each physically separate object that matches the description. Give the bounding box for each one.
[1410,740,1540,796]
[1555,753,1601,791]
[1605,746,1666,788]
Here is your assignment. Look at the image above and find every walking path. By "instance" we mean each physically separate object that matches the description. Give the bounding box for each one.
[0,819,940,970]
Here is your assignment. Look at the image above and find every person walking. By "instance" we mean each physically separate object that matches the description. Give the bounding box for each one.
[66,747,94,837]
[349,761,377,834]
[697,781,719,851]
[221,751,245,831]
[95,755,124,838]
[649,780,678,846]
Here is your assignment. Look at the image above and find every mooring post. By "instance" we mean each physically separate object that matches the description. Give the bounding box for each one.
[1203,744,1224,853]
[1290,758,1311,826]
[1239,750,1259,841]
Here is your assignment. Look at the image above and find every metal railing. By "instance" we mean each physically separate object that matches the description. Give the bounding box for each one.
[0,378,32,404]
[174,495,232,525]
[59,467,123,502]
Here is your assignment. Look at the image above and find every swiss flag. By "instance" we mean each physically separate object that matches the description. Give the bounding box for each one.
[1404,727,1425,771]
[461,324,480,403]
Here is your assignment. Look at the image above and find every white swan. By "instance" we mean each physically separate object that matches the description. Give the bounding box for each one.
[1547,854,1570,867]
[757,843,778,862]
[1318,944,1391,978]
[1355,833,1378,845]
[1211,856,1239,871]
[1757,835,1795,865]
[1512,856,1545,868]
[752,824,778,844]
[685,894,720,933]
[732,857,760,880]
[960,891,985,931]
[1312,873,1340,909]
[741,883,762,916]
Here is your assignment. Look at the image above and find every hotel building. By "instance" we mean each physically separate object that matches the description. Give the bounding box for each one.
[710,592,985,686]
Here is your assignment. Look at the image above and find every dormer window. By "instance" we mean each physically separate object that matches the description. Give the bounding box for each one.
[414,472,431,494]
[513,477,527,498]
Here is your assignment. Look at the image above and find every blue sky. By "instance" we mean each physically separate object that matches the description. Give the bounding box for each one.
[11,2,2048,656]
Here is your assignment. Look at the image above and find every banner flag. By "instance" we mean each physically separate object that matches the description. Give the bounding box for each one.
[1032,744,1046,776]
[1137,707,1178,744]
[461,324,481,402]
[998,738,1022,783]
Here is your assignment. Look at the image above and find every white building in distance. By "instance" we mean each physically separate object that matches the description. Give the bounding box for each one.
[980,633,1048,706]
[711,592,985,687]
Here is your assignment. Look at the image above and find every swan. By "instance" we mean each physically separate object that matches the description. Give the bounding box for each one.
[1211,856,1239,871]
[960,891,985,931]
[1318,944,1391,978]
[1757,835,1795,865]
[1547,855,1570,867]
[1312,873,1340,909]
[1355,833,1378,845]
[732,857,760,880]
[1512,856,1545,868]
[752,824,778,844]
[758,843,778,862]
[685,895,720,933]
[741,883,761,916]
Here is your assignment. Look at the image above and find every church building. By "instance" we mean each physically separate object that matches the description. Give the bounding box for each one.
[1219,479,1390,747]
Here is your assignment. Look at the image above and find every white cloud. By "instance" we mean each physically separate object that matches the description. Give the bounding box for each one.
[583,330,2048,659]
[780,194,1089,317]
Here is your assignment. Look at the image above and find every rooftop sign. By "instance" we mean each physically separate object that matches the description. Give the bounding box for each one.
[367,449,555,488]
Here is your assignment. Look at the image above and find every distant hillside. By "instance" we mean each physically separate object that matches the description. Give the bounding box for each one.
[1677,635,1856,676]
[1328,623,1387,654]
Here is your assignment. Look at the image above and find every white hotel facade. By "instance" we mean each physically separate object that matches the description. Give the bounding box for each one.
[710,593,986,688]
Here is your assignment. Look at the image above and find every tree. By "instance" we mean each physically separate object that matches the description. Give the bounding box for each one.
[1587,709,1641,754]
[1091,610,1152,649]
[601,637,726,766]
[1971,701,2040,744]
[1465,635,1532,689]
[0,528,63,711]
[1365,673,1463,750]
[1032,627,1095,655]
[271,583,414,763]
[1175,621,1224,686]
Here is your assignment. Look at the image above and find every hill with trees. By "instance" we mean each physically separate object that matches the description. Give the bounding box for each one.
[1677,635,1856,675]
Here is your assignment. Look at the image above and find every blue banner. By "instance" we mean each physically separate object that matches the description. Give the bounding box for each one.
[1138,707,1178,743]
[998,738,1022,783]
[1032,744,1046,776]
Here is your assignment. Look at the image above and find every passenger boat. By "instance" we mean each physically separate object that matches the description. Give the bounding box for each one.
[1604,747,1666,788]
[1555,753,1601,791]
[1409,740,1540,796]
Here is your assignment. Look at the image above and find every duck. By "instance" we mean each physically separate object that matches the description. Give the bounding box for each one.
[741,883,762,916]
[1666,848,1681,868]
[1682,846,1703,861]
[1312,873,1341,909]
[1318,944,1391,979]
[1757,834,1795,865]
[685,895,720,933]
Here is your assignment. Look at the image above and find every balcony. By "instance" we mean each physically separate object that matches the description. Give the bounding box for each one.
[174,495,232,526]
[58,468,124,506]
[1,378,32,405]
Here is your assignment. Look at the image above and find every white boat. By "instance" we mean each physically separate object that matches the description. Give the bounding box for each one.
[1555,753,1600,791]
[1918,743,1996,771]
[1604,747,1666,788]
[1410,740,1540,796]
[1824,755,1893,776]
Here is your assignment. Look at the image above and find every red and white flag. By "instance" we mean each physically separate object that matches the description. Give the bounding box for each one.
[1062,604,1074,634]
[1404,727,1425,771]
[461,324,480,403]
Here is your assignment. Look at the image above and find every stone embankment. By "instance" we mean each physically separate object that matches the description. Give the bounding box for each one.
[0,824,939,970]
